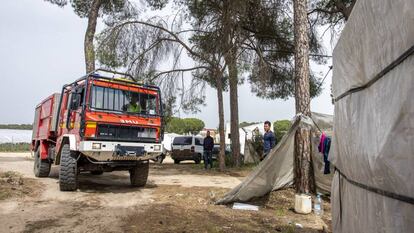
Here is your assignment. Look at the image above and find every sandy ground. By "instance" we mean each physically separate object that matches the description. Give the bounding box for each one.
[0,153,243,233]
[0,153,329,233]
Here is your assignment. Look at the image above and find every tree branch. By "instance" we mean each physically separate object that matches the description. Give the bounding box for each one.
[150,66,210,81]
[308,8,340,16]
[113,20,216,67]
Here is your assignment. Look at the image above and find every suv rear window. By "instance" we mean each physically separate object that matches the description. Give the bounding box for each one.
[195,138,203,146]
[173,137,192,145]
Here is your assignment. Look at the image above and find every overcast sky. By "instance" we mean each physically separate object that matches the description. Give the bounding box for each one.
[0,0,334,128]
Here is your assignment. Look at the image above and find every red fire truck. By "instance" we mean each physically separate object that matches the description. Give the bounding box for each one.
[31,69,164,191]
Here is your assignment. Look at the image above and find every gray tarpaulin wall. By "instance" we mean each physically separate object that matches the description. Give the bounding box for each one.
[217,113,334,204]
[331,0,414,232]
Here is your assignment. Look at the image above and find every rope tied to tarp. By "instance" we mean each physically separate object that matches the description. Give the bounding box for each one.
[335,167,414,205]
[334,44,414,102]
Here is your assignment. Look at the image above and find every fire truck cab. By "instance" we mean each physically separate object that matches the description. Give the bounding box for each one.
[31,69,164,191]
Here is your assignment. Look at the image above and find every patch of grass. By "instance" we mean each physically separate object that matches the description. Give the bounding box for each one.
[1,171,23,179]
[0,124,32,130]
[211,158,258,170]
[123,185,326,233]
[0,143,31,152]
[275,207,286,216]
[284,224,296,233]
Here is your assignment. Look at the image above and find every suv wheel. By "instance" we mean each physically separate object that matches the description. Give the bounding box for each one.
[33,147,51,177]
[59,144,78,191]
[194,154,201,164]
[129,161,149,187]
[174,159,180,164]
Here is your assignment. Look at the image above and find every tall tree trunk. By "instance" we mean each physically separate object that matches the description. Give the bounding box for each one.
[84,0,102,73]
[215,72,226,171]
[225,47,241,167]
[293,0,313,194]
[221,0,241,167]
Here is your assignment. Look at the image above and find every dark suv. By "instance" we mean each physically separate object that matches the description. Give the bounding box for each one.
[211,144,231,160]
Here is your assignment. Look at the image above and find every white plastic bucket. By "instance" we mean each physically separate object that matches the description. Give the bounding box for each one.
[294,193,312,214]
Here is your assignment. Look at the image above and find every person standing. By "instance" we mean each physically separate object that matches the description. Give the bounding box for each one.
[262,121,276,160]
[203,131,214,169]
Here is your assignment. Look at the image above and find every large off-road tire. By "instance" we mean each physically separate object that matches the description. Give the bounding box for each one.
[59,144,78,191]
[129,161,149,187]
[33,147,51,177]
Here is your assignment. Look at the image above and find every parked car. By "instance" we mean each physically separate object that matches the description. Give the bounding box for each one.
[211,144,232,160]
[171,136,203,164]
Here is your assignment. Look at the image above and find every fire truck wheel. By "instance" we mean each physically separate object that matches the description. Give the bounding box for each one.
[129,161,149,187]
[59,144,78,191]
[33,147,51,177]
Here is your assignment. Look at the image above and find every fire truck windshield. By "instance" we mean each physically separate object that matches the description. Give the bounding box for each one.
[90,85,158,115]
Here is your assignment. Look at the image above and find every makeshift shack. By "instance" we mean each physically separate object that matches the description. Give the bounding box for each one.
[217,113,334,204]
[330,0,414,232]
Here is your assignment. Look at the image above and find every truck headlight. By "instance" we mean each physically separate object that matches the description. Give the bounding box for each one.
[92,143,101,149]
[154,145,161,151]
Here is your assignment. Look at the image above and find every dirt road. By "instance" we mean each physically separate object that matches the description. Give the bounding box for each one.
[0,153,329,233]
[0,153,243,233]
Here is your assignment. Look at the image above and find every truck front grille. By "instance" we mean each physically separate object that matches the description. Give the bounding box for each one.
[96,124,157,142]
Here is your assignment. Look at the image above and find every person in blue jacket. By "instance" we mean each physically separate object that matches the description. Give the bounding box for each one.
[262,121,276,160]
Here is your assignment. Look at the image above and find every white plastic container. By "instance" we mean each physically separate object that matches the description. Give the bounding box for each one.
[294,194,312,214]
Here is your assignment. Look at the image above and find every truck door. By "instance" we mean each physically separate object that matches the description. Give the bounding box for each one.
[66,86,84,132]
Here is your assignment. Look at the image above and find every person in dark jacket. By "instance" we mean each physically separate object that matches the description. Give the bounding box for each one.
[262,121,276,160]
[203,131,214,169]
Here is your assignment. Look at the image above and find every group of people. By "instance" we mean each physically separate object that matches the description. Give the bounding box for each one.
[201,121,277,169]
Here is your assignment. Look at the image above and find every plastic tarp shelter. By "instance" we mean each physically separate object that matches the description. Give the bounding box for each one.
[162,133,181,151]
[217,113,334,204]
[330,0,414,232]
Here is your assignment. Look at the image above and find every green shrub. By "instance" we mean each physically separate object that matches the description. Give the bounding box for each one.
[0,143,31,152]
[165,117,205,135]
[273,120,292,144]
[0,124,32,130]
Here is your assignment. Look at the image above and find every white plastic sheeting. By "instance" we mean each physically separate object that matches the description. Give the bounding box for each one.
[0,130,32,143]
[242,123,265,164]
[241,123,265,141]
[216,114,333,204]
[331,0,414,232]
[243,140,261,164]
[162,133,181,151]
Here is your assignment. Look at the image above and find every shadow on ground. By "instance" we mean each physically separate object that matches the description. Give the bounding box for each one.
[47,166,157,194]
